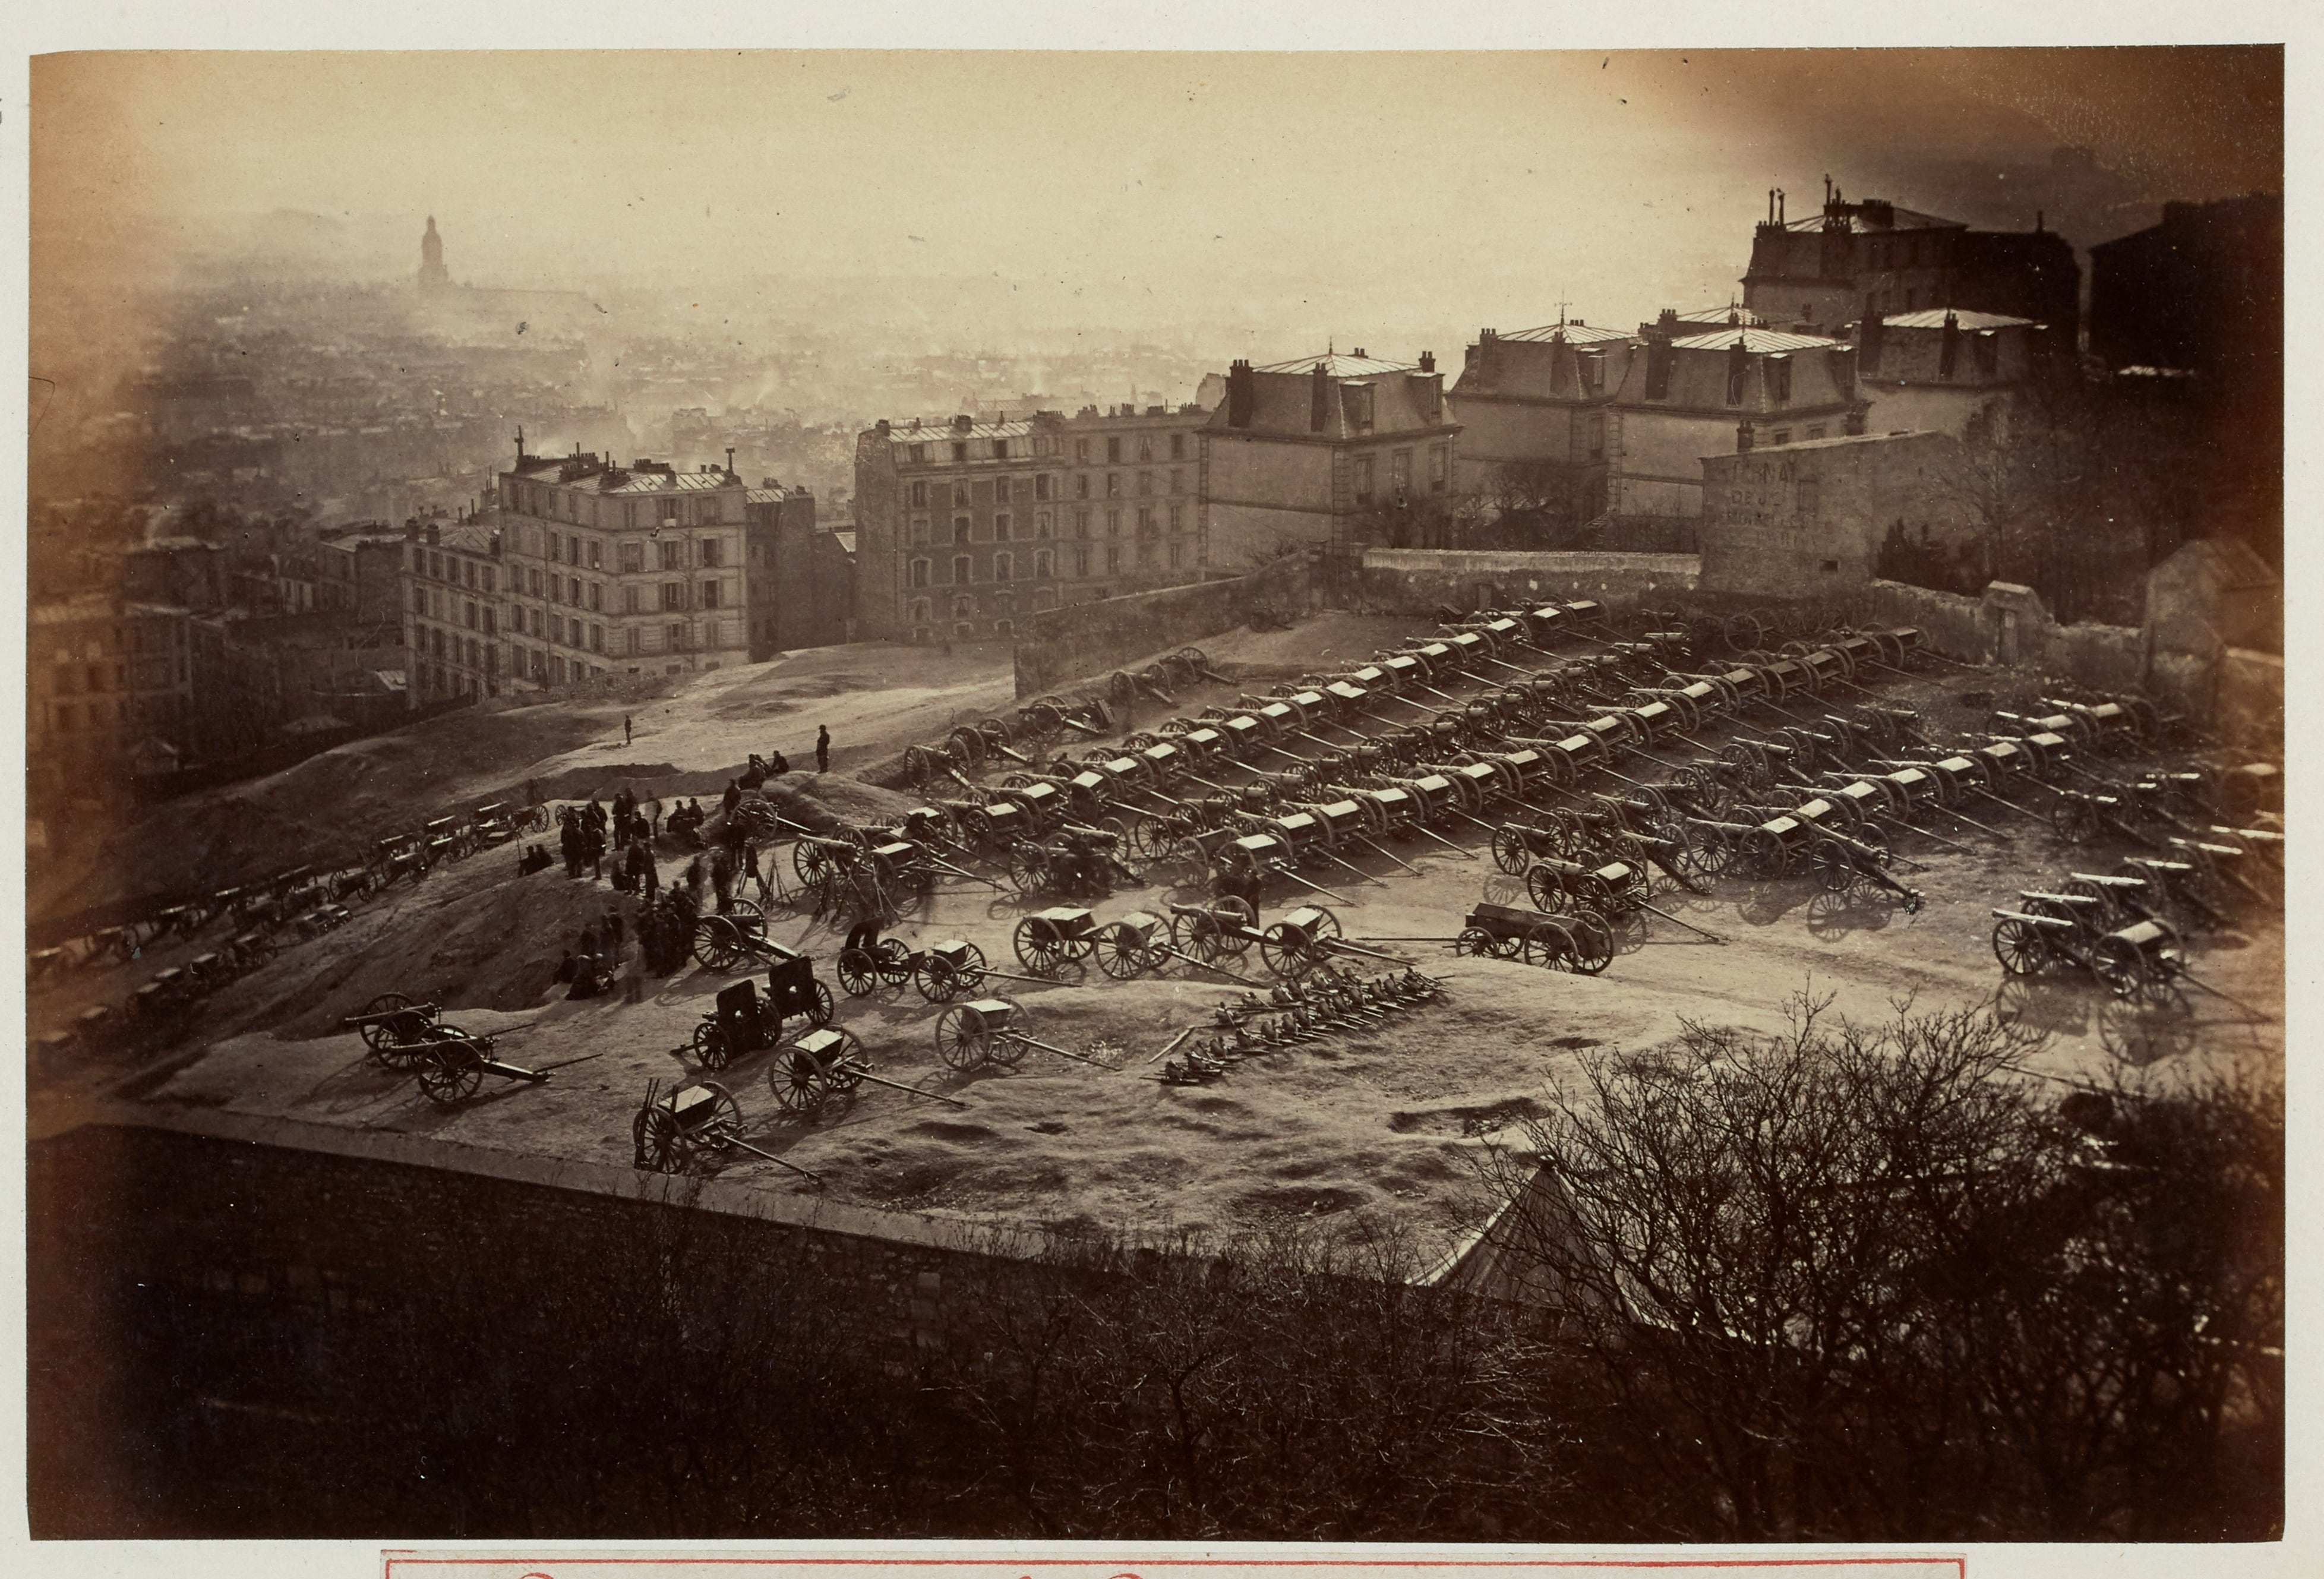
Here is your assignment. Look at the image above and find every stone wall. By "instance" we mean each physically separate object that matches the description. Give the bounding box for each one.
[1344,548,1698,615]
[1864,578,2143,692]
[1013,551,1317,698]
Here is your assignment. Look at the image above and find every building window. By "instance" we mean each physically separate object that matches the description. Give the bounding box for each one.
[1587,416,1605,462]
[659,540,683,570]
[1035,473,1051,501]
[1106,436,1123,463]
[589,583,604,611]
[908,443,926,463]
[483,607,497,636]
[1075,474,1090,500]
[994,552,1013,582]
[994,476,1012,503]
[1773,430,1792,447]
[1391,449,1412,494]
[531,608,544,637]
[1074,509,1091,538]
[1807,425,1826,441]
[1138,436,1153,462]
[1106,542,1122,573]
[1035,510,1053,538]
[910,481,928,507]
[1353,456,1375,505]
[1107,509,1123,536]
[465,599,479,630]
[702,581,721,610]
[531,568,545,595]
[627,628,641,655]
[1034,548,1054,579]
[994,513,1012,541]
[1075,438,1090,463]
[591,624,604,653]
[1169,468,1184,494]
[1138,540,1157,567]
[1769,355,1793,405]
[570,576,583,605]
[588,540,603,569]
[911,599,932,624]
[668,623,689,651]
[1137,471,1154,496]
[1072,545,1090,577]
[910,558,931,588]
[1136,507,1157,537]
[700,538,722,567]
[952,555,972,585]
[952,514,971,545]
[952,441,968,463]
[624,584,642,614]
[1169,503,1185,533]
[1169,541,1185,569]
[1170,433,1186,460]
[661,582,686,611]
[911,516,930,545]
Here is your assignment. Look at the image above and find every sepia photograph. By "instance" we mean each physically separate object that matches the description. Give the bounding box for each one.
[17,21,2288,1555]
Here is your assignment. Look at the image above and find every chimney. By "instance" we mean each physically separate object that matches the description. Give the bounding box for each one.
[1419,350,1435,373]
[1857,295,1884,375]
[1226,359,1254,428]
[1726,336,1751,405]
[1311,362,1330,433]
[875,418,891,435]
[1736,424,1755,454]
[425,523,440,546]
[725,446,736,475]
[953,413,972,434]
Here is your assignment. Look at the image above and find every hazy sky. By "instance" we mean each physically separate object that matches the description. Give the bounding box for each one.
[33,48,2282,352]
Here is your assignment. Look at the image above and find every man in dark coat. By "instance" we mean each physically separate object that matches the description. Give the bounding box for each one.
[815,725,831,773]
[722,779,741,820]
[626,838,658,902]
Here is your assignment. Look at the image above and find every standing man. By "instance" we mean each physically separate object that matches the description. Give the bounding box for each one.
[624,714,633,747]
[816,724,831,774]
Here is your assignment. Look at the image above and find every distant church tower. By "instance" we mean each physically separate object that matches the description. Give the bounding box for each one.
[418,216,451,296]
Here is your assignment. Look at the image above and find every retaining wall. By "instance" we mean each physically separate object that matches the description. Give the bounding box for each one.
[1344,550,1700,615]
[1865,578,2143,692]
[1012,554,1317,699]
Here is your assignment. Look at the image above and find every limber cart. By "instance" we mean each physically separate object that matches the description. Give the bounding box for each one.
[932,996,1121,1072]
[767,1024,967,1116]
[690,958,837,1070]
[837,934,1066,1002]
[631,1077,821,1180]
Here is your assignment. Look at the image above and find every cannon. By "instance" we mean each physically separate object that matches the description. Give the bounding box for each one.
[631,1078,822,1180]
[1990,905,2187,1005]
[1012,905,1104,975]
[1524,852,1726,942]
[341,993,446,1068]
[405,1024,583,1105]
[768,1024,966,1114]
[933,996,1120,1071]
[1806,830,1924,912]
[1359,901,1614,974]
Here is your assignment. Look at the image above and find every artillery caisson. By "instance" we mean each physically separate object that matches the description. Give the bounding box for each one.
[631,1078,822,1180]
[690,959,837,1070]
[768,1025,967,1114]
[933,995,1119,1072]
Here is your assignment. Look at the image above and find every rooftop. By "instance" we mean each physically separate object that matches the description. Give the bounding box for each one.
[1874,308,2038,331]
[33,595,189,624]
[1668,328,1843,353]
[1737,429,1931,453]
[1781,204,1965,235]
[1252,351,1421,377]
[1496,321,1632,345]
[511,460,741,494]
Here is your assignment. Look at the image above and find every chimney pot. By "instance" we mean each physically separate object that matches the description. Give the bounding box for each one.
[1419,350,1435,373]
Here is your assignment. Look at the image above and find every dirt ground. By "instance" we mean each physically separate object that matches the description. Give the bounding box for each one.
[36,614,2284,1259]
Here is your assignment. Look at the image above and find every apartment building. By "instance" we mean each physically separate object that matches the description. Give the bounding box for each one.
[854,403,1211,643]
[487,446,755,687]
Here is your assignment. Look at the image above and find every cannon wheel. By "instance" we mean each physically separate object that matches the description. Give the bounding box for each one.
[934,1003,993,1069]
[1489,826,1534,875]
[2050,797,2103,844]
[801,980,835,1028]
[1990,917,2053,977]
[694,1017,734,1072]
[1562,914,1615,975]
[355,992,413,1053]
[2089,933,2148,999]
[1013,916,1068,973]
[1524,865,1566,912]
[414,1043,484,1106]
[1454,926,1499,958]
[1093,923,1151,980]
[1520,921,1575,971]
[1810,839,1857,894]
[691,917,745,972]
[634,1103,684,1173]
[836,946,882,997]
[1258,921,1317,979]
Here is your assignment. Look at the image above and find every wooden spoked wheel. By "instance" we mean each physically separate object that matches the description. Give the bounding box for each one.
[1990,918,2052,977]
[633,1104,684,1173]
[415,1044,483,1105]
